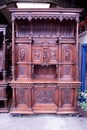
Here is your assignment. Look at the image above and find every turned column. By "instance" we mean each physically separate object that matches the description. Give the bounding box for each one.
[76,17,79,81]
[12,14,15,80]
[58,37,62,80]
[3,31,6,81]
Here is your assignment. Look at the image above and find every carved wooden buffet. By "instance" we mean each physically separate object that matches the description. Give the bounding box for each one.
[9,8,82,114]
[0,25,11,112]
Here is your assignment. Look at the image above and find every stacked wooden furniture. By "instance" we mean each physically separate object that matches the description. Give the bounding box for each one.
[0,25,11,112]
[9,8,82,115]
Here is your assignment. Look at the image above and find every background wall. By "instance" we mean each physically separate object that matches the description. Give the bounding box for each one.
[79,31,87,89]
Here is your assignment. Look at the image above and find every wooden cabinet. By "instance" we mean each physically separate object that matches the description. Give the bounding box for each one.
[9,8,82,115]
[0,25,11,112]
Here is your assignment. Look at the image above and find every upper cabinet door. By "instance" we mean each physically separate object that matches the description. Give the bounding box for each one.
[48,46,59,64]
[61,44,75,63]
[15,44,31,63]
[32,46,42,64]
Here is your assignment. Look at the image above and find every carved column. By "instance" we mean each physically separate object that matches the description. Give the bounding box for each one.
[58,87,62,108]
[29,35,32,79]
[58,37,62,80]
[56,64,59,80]
[3,32,6,81]
[74,87,78,108]
[76,17,79,81]
[12,87,16,108]
[12,14,15,80]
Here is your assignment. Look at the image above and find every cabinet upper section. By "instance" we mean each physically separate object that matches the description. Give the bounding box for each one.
[9,8,83,38]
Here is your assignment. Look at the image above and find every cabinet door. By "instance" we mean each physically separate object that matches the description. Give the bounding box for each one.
[32,83,58,113]
[61,44,75,63]
[61,44,76,80]
[16,88,32,108]
[61,88,74,106]
[15,44,31,62]
[58,86,76,108]
[32,46,42,64]
[49,46,58,64]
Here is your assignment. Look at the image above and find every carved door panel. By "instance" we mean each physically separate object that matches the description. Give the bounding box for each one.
[16,88,32,108]
[61,44,75,63]
[59,88,74,107]
[15,64,30,79]
[15,44,31,62]
[61,44,76,80]
[0,51,3,72]
[61,65,75,80]
[49,46,58,64]
[32,46,42,64]
[32,83,58,112]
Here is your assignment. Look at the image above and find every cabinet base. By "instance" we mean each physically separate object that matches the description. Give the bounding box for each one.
[57,107,78,114]
[10,108,33,115]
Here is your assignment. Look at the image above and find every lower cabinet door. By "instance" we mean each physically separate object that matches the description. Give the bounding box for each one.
[16,88,32,109]
[57,85,78,114]
[61,88,74,107]
[32,83,58,113]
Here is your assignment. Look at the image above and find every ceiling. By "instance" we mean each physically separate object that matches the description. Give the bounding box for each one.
[0,0,87,27]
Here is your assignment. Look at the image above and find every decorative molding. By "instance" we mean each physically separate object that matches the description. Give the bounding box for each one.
[10,83,32,87]
[12,12,80,21]
[58,83,81,88]
[34,83,57,88]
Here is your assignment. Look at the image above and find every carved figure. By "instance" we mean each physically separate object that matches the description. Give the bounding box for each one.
[20,49,25,61]
[43,48,48,64]
[34,51,39,59]
[51,51,56,59]
[65,49,70,61]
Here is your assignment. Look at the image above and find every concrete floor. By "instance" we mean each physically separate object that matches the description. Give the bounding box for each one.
[0,113,87,130]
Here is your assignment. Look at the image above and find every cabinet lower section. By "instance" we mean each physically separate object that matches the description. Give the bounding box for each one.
[10,81,80,114]
[0,82,11,112]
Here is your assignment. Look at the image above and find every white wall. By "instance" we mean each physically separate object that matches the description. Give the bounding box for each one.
[79,30,87,83]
